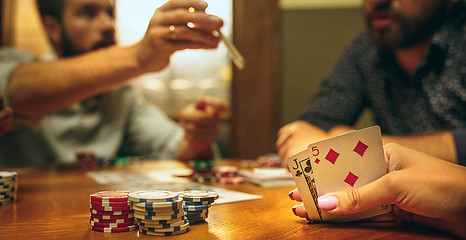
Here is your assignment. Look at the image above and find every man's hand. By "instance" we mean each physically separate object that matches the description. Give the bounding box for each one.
[0,95,13,136]
[289,144,466,238]
[276,121,330,164]
[177,96,230,160]
[137,0,224,72]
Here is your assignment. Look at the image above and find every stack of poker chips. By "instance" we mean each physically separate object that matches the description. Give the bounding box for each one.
[179,190,219,223]
[129,190,189,236]
[0,171,17,206]
[190,160,216,183]
[89,191,138,233]
[212,166,245,184]
[257,153,282,168]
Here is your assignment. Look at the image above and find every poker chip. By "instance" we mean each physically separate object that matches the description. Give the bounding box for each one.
[91,213,134,220]
[212,166,239,178]
[0,171,17,180]
[90,209,133,215]
[91,224,138,233]
[133,212,184,221]
[90,217,134,224]
[90,221,135,228]
[183,200,211,205]
[183,204,210,212]
[139,221,189,233]
[133,208,181,216]
[128,190,179,203]
[0,200,14,206]
[132,204,182,212]
[90,204,132,212]
[189,160,213,168]
[90,200,131,207]
[179,190,218,203]
[90,191,130,202]
[131,197,183,208]
[217,176,245,184]
[135,216,185,225]
[138,218,189,228]
[140,228,189,236]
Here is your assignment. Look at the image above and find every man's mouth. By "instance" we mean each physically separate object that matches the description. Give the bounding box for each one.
[371,11,398,28]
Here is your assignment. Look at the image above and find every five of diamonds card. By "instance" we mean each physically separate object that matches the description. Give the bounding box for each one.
[287,125,391,222]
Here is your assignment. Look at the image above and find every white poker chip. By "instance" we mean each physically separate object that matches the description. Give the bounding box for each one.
[0,171,17,180]
[128,190,179,203]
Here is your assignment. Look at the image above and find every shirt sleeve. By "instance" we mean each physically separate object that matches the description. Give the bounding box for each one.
[120,86,184,159]
[0,48,36,106]
[453,129,466,166]
[298,33,369,131]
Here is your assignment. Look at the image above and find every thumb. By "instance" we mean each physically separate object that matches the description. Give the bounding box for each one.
[318,175,391,214]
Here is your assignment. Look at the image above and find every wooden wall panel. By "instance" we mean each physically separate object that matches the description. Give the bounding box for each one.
[231,0,280,158]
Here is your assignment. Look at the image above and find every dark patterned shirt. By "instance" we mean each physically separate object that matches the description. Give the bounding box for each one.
[299,2,466,165]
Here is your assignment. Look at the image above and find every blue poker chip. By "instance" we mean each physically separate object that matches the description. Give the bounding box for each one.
[132,198,183,209]
[133,208,182,216]
[140,228,189,236]
[183,204,210,212]
[138,218,189,228]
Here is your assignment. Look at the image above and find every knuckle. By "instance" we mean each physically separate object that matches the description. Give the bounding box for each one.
[343,188,362,211]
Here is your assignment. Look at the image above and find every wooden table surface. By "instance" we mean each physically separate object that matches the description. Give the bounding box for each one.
[0,160,456,240]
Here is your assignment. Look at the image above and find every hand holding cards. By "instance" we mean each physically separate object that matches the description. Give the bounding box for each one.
[287,126,391,222]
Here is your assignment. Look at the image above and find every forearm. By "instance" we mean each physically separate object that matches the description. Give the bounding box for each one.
[8,44,144,117]
[382,131,457,163]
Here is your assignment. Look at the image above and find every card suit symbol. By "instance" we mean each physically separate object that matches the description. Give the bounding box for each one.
[304,159,312,173]
[295,170,303,177]
[344,172,359,187]
[353,141,368,157]
[315,158,320,164]
[325,149,340,164]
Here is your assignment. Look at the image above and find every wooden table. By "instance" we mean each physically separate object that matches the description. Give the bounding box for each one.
[0,160,456,240]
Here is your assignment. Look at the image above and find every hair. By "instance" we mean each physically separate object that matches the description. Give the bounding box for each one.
[36,0,65,20]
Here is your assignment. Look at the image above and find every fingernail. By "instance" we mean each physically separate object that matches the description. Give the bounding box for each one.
[292,205,297,216]
[317,195,338,211]
[305,215,311,222]
[288,190,294,200]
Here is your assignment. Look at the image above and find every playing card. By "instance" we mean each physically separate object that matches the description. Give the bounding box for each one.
[287,148,323,221]
[287,126,391,222]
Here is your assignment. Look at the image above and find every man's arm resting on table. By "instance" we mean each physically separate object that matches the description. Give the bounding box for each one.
[382,131,459,164]
[8,45,146,117]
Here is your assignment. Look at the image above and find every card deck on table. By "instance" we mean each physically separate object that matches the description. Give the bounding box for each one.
[287,125,391,222]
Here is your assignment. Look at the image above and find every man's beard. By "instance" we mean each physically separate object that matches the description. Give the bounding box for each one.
[365,1,448,51]
[60,30,116,58]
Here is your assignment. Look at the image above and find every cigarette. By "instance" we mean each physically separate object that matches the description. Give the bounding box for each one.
[214,30,246,70]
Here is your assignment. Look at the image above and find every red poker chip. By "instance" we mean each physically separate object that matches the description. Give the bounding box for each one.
[90,209,133,216]
[90,191,130,202]
[90,204,132,212]
[90,217,135,224]
[90,224,138,233]
[90,200,131,207]
[90,220,135,228]
[91,213,133,220]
